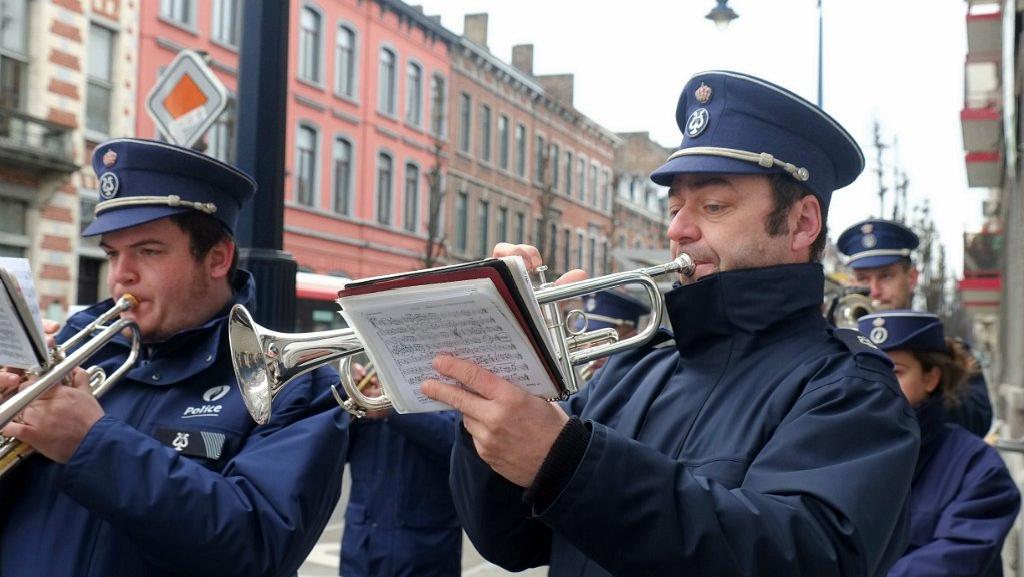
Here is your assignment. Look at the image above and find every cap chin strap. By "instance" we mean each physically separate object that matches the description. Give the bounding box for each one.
[95,195,218,217]
[846,248,913,264]
[667,146,811,182]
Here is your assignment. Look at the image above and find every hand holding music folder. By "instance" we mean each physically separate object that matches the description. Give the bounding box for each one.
[337,256,567,414]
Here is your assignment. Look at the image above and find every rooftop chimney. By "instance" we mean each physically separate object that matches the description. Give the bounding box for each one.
[512,44,534,75]
[464,13,488,48]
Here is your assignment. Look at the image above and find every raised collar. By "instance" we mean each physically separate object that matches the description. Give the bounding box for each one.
[665,263,826,358]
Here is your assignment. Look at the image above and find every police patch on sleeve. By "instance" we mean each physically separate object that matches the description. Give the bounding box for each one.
[155,427,226,460]
[833,328,892,364]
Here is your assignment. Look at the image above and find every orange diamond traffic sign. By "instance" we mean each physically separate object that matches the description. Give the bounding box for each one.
[145,50,229,148]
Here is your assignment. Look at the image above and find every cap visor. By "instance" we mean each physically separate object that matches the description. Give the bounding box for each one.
[82,206,192,237]
[650,154,784,186]
[847,254,908,270]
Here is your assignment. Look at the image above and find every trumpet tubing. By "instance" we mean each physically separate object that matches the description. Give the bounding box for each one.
[229,254,695,421]
[0,294,141,477]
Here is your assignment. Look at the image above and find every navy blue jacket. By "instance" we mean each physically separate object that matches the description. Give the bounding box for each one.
[452,264,921,576]
[0,273,348,577]
[888,398,1019,577]
[341,411,461,577]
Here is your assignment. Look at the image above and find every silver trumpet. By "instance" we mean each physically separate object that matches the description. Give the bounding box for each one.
[0,295,141,476]
[229,255,694,422]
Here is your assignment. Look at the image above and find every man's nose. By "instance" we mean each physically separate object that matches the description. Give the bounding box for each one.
[110,256,137,286]
[667,208,700,245]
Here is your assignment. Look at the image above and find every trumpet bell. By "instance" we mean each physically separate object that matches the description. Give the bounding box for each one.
[228,305,365,424]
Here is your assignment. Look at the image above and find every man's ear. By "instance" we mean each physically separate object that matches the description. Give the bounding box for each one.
[908,267,920,291]
[206,239,235,280]
[790,195,822,258]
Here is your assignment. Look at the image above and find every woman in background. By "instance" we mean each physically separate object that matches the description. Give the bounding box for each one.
[859,311,1019,577]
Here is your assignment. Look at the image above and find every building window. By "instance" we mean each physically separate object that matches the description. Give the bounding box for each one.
[458,92,471,153]
[605,169,614,211]
[430,74,446,137]
[0,196,27,257]
[562,229,570,274]
[298,6,322,83]
[212,0,241,46]
[77,256,104,304]
[404,163,419,232]
[479,104,491,162]
[86,24,115,135]
[576,232,584,269]
[550,143,560,190]
[295,124,318,206]
[477,199,489,257]
[514,124,526,177]
[376,152,393,225]
[565,151,573,197]
[591,164,599,206]
[405,62,422,126]
[497,115,509,170]
[332,137,353,215]
[207,104,235,163]
[497,206,508,242]
[160,0,194,26]
[335,24,356,98]
[377,47,396,115]
[0,0,27,110]
[577,158,586,201]
[602,240,610,274]
[455,191,468,252]
[549,222,558,268]
[535,135,545,182]
[589,237,597,275]
[514,212,525,244]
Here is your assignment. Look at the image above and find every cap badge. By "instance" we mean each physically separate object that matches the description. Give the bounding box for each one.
[686,108,710,138]
[585,298,596,312]
[862,233,877,249]
[869,326,888,344]
[102,150,118,167]
[98,172,120,199]
[861,223,874,234]
[873,318,886,327]
[695,82,713,104]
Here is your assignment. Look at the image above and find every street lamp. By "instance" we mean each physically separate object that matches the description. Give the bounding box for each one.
[705,0,825,108]
[705,0,739,30]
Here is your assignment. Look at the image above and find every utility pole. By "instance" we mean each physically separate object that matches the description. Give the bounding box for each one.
[234,0,295,332]
[872,119,888,218]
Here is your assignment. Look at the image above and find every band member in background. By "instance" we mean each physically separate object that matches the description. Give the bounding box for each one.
[858,311,1019,577]
[341,364,462,577]
[423,71,920,576]
[0,138,347,577]
[575,290,650,382]
[837,219,993,437]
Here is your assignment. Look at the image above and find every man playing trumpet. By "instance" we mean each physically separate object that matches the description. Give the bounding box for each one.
[0,139,347,577]
[423,71,921,576]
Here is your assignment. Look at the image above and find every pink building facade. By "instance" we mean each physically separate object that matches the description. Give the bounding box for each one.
[135,0,455,280]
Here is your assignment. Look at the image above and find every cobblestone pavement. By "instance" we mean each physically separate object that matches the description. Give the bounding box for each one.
[298,467,547,577]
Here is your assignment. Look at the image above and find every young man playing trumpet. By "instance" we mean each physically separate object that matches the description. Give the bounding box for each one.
[0,139,347,577]
[423,71,920,576]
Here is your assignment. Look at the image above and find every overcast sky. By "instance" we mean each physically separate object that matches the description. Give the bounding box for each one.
[419,0,986,275]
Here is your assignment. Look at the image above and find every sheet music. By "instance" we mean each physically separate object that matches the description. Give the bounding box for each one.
[0,258,45,340]
[340,279,559,414]
[0,260,47,370]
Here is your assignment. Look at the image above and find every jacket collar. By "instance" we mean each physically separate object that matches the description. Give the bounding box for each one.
[665,263,826,358]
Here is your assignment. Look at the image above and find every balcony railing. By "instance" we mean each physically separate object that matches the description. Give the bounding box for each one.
[0,107,78,176]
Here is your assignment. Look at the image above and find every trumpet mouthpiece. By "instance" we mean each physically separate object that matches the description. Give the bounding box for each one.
[672,254,696,277]
[120,293,139,310]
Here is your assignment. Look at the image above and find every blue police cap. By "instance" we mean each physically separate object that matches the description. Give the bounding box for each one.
[84,138,256,237]
[650,71,864,214]
[579,291,650,332]
[836,218,919,269]
[858,310,946,353]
